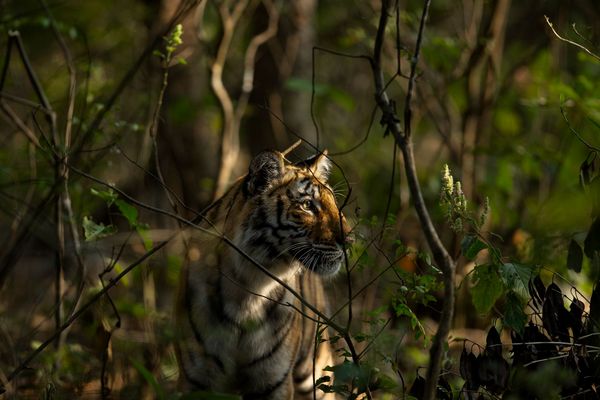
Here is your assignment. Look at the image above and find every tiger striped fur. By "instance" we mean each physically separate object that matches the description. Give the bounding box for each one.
[175,150,351,399]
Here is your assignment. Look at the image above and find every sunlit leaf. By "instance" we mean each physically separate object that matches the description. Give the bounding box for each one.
[82,216,116,241]
[90,187,117,205]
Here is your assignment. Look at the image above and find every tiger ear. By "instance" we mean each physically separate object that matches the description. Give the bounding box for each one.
[246,151,284,195]
[308,150,331,181]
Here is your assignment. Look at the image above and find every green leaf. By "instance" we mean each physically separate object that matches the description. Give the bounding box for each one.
[374,372,398,391]
[115,199,138,228]
[393,301,426,338]
[324,361,361,383]
[504,291,528,335]
[113,262,130,286]
[90,187,117,205]
[82,216,116,241]
[461,234,487,261]
[130,358,165,400]
[471,264,504,314]
[136,225,153,251]
[499,263,534,300]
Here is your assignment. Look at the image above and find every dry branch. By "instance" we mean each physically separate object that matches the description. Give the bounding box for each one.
[211,0,280,199]
[370,1,456,399]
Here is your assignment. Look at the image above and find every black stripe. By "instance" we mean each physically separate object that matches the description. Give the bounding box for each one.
[241,312,296,368]
[264,287,286,319]
[185,284,226,372]
[254,206,269,225]
[213,273,243,329]
[265,243,280,259]
[276,196,285,225]
[242,175,251,197]
[294,278,311,368]
[175,343,210,389]
[255,196,299,231]
[293,362,313,384]
[180,359,210,389]
[243,360,294,400]
[289,230,306,239]
[297,178,311,194]
[247,234,280,259]
[252,222,284,239]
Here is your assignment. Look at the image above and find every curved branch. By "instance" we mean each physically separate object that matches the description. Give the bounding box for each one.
[545,16,600,62]
[370,2,456,400]
[211,0,250,199]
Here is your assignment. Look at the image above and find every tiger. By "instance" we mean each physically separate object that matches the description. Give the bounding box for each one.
[175,148,352,399]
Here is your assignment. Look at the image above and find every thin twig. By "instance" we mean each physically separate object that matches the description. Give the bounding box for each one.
[560,106,600,152]
[67,164,348,333]
[70,0,202,166]
[0,160,365,391]
[0,235,169,389]
[0,100,43,150]
[40,0,87,354]
[544,16,600,62]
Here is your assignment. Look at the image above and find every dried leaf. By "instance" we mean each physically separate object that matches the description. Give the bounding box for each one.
[584,217,600,259]
[437,375,452,400]
[460,348,469,381]
[478,352,509,393]
[460,348,480,392]
[567,239,584,273]
[512,322,557,366]
[528,275,546,310]
[408,373,425,399]
[486,326,502,356]
[588,282,600,335]
[542,283,570,342]
[569,298,585,339]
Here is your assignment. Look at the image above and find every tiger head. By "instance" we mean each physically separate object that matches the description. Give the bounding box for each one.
[241,150,352,276]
